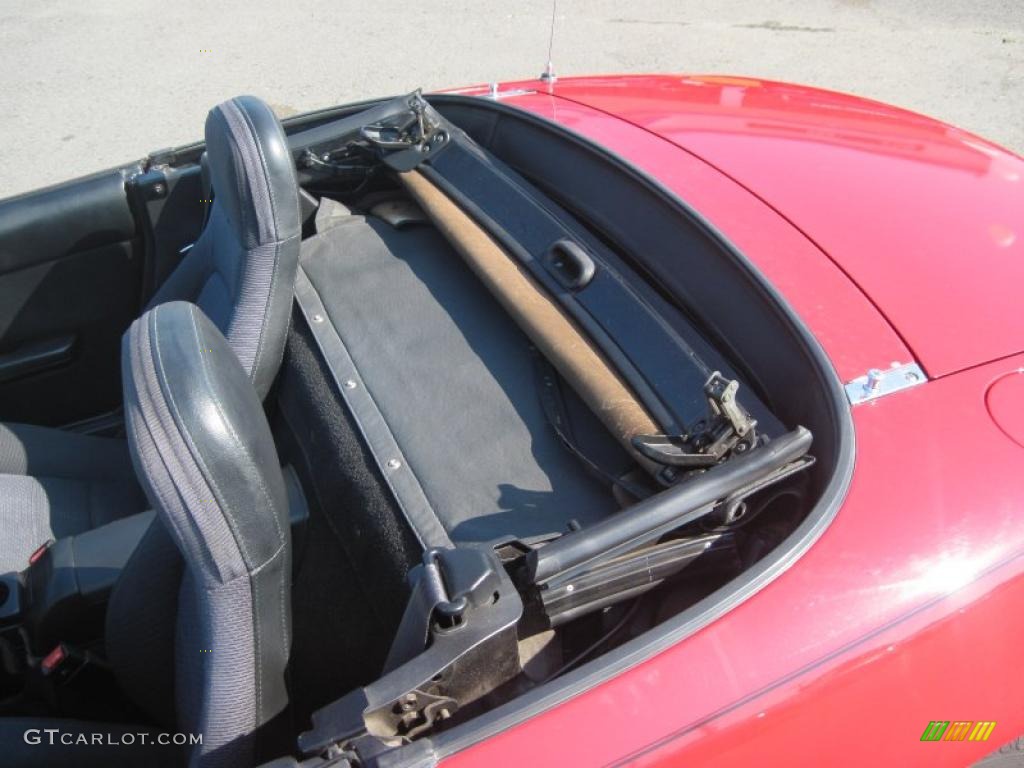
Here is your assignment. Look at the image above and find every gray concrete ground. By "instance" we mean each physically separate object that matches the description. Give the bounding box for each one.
[0,1,1021,198]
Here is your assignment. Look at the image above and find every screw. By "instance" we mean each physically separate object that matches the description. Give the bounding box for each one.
[312,313,324,323]
[344,379,357,389]
[387,458,402,470]
[153,183,166,195]
[866,368,884,392]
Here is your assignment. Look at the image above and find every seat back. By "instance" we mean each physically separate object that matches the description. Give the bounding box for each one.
[146,95,300,399]
[121,301,292,767]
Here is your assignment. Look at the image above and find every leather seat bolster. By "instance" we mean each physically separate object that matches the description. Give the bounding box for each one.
[123,301,292,762]
[205,96,300,248]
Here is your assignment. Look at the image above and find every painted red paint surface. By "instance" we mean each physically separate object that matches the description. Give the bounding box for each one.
[437,79,1024,767]
[545,75,1024,378]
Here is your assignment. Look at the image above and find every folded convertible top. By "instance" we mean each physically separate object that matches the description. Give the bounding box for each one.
[289,93,818,754]
[291,92,789,548]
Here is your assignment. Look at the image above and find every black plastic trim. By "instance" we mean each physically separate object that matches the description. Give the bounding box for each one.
[417,161,680,433]
[528,427,813,584]
[0,334,75,383]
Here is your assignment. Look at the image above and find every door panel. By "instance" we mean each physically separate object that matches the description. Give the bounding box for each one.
[0,167,144,426]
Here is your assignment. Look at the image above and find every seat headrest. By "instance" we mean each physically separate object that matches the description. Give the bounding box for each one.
[204,95,300,247]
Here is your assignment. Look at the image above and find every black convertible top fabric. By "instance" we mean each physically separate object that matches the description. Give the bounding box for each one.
[298,213,622,544]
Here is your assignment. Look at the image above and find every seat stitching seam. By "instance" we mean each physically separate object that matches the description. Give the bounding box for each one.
[224,99,290,389]
[152,306,254,568]
[185,305,286,705]
[186,305,285,553]
[233,98,280,242]
[154,307,266,725]
[233,99,286,391]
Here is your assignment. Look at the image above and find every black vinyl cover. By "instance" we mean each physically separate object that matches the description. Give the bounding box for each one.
[414,123,782,439]
[295,215,623,547]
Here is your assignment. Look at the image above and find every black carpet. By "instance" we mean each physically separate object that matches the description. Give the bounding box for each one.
[274,309,420,726]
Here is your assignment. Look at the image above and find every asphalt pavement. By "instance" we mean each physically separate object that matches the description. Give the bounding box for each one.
[0,1,1021,197]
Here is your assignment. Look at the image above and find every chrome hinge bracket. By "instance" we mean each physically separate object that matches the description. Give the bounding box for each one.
[845,361,927,405]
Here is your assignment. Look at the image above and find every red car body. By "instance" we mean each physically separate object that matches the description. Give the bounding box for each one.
[438,76,1024,767]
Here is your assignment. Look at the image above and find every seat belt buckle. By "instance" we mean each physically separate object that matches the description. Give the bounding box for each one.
[40,642,88,685]
[28,539,54,568]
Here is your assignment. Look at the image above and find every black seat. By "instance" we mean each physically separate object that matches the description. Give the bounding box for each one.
[0,95,300,572]
[0,302,293,767]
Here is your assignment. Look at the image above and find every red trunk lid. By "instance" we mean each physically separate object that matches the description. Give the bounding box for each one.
[550,75,1024,377]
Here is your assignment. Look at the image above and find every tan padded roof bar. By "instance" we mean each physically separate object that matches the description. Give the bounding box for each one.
[400,169,661,475]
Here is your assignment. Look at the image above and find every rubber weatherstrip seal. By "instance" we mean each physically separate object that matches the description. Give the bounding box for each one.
[292,266,452,550]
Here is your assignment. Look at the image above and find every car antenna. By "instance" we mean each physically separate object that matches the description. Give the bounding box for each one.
[540,0,558,84]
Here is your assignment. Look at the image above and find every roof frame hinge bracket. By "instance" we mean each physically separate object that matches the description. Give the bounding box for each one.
[360,90,450,172]
[632,372,760,474]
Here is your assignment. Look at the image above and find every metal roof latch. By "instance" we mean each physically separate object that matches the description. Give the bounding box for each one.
[359,90,450,172]
[845,361,927,405]
[632,372,759,472]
